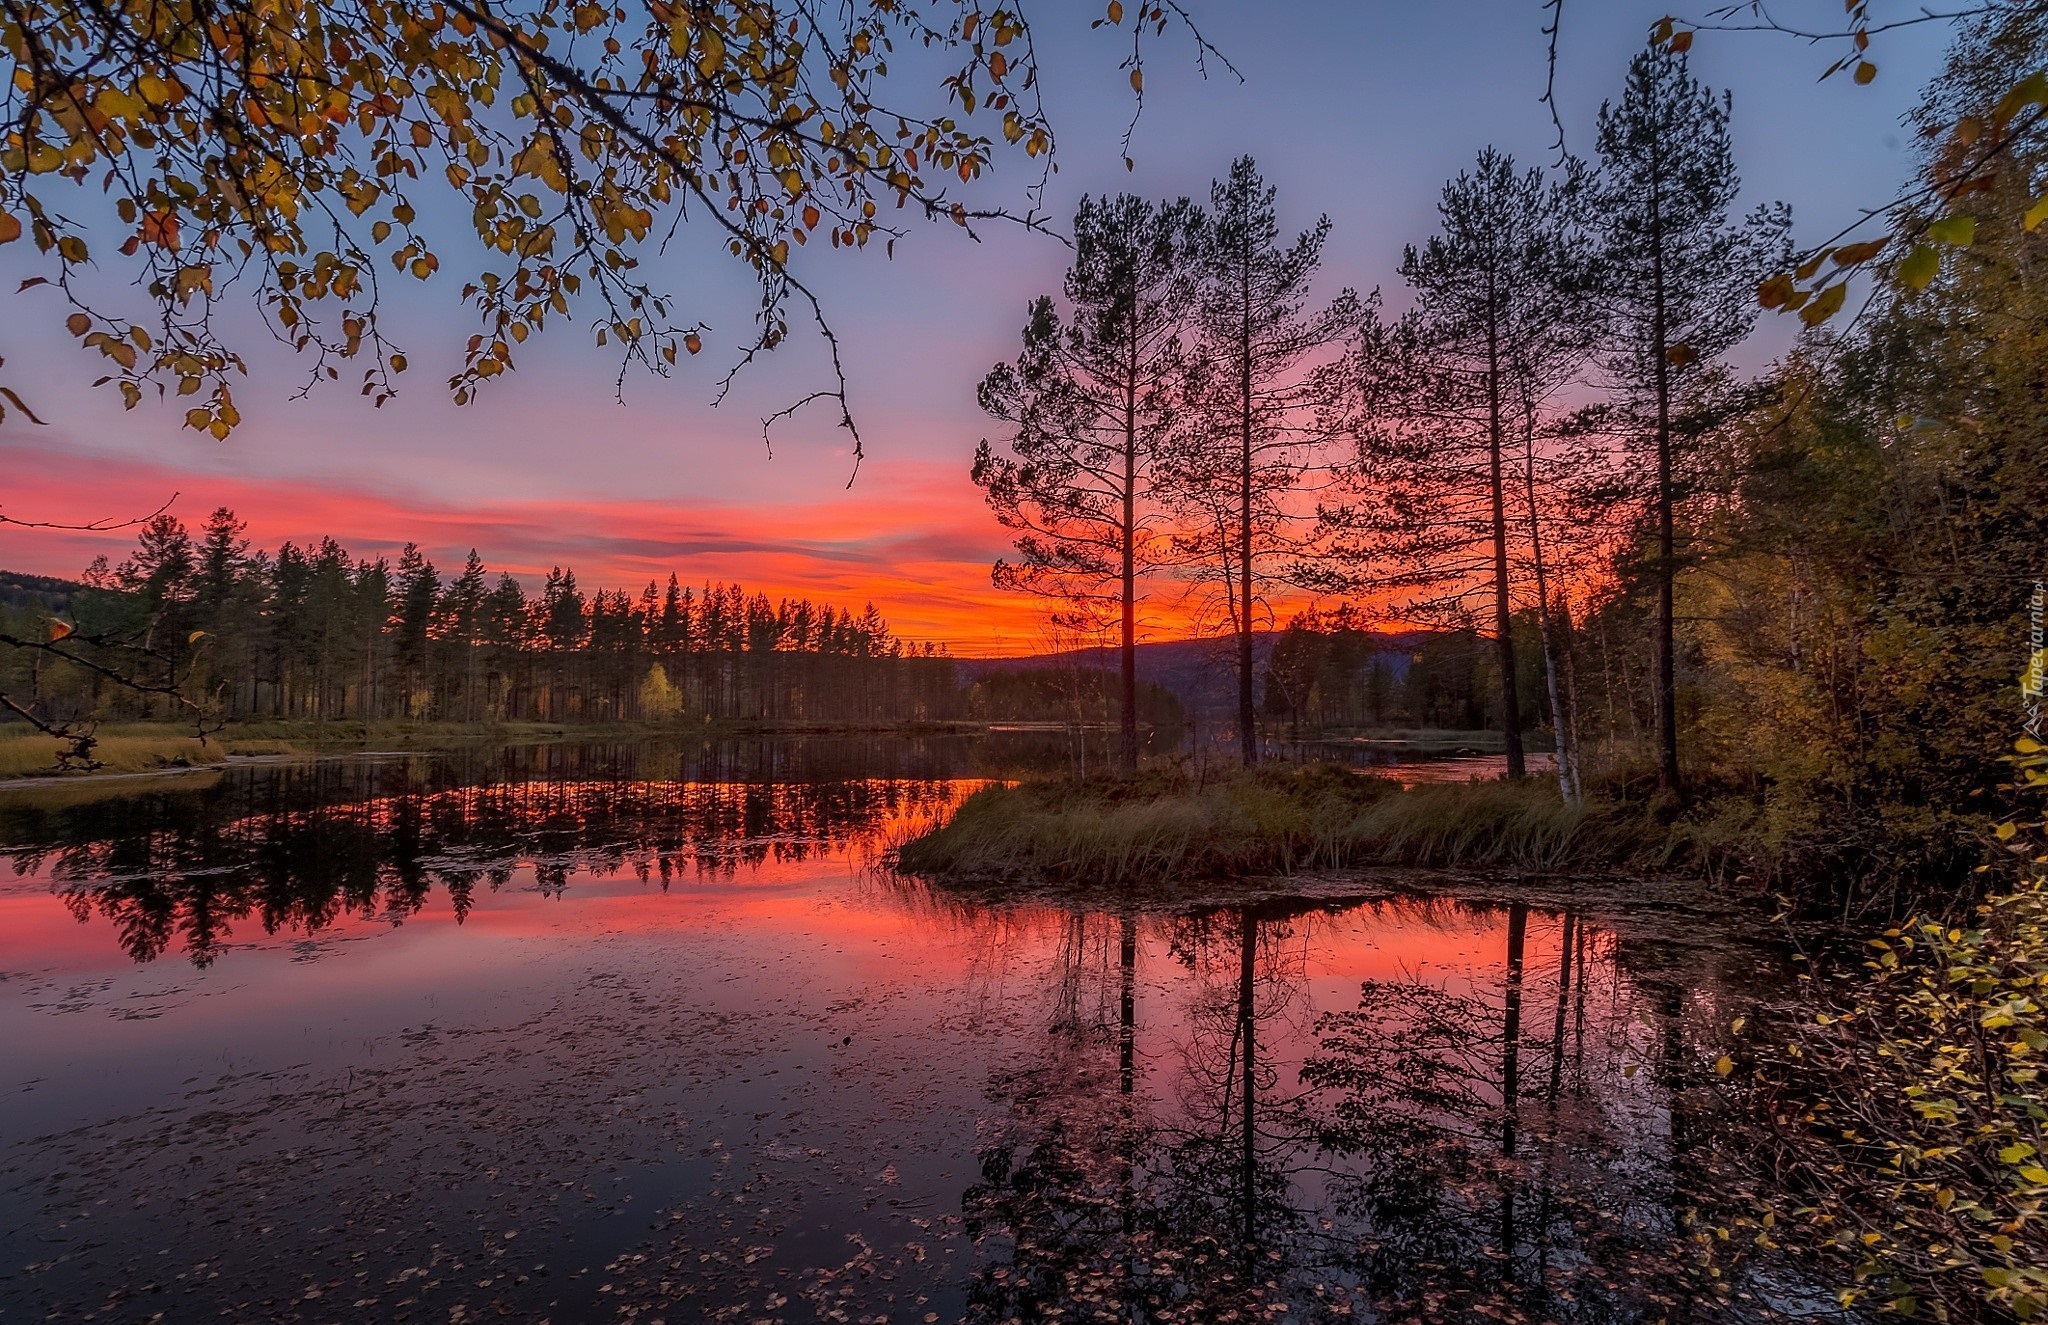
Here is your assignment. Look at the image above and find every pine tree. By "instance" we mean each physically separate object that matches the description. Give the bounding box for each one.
[348,551,389,719]
[1330,150,1594,784]
[655,575,689,657]
[1581,48,1790,793]
[190,508,256,711]
[117,514,196,634]
[23,511,952,730]
[439,551,489,720]
[974,192,1203,773]
[1175,157,1363,767]
[540,568,586,652]
[393,543,439,718]
[192,509,250,619]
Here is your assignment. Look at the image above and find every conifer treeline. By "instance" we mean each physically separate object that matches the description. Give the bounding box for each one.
[22,508,961,725]
[972,49,1789,796]
[1260,608,1493,737]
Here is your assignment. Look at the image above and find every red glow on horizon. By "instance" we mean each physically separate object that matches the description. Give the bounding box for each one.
[0,441,1344,656]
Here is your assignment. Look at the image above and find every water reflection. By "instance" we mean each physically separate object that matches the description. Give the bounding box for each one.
[0,750,1797,1323]
[953,901,1781,1323]
[3,749,968,966]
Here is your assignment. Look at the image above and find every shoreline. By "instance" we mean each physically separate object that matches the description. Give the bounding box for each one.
[0,717,1006,786]
[0,752,312,792]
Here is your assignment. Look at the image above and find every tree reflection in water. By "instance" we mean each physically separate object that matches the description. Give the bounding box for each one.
[5,749,1799,1321]
[958,899,1783,1324]
[960,903,1297,1325]
[4,748,970,966]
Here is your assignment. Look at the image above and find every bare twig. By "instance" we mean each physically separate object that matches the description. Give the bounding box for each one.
[0,491,178,532]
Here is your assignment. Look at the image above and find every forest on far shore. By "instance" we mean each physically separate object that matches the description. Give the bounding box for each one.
[0,536,1219,731]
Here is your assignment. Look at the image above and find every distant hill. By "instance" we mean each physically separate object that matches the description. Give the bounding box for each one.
[0,571,89,615]
[958,631,1430,720]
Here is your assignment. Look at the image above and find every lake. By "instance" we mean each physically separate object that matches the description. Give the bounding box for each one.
[1,740,1812,1323]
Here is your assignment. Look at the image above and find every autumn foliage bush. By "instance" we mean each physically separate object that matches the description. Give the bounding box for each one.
[1712,741,2048,1320]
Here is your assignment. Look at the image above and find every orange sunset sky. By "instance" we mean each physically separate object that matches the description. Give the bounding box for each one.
[0,440,1074,654]
[0,4,1944,654]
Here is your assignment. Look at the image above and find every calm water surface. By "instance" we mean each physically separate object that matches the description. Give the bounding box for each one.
[1,741,1800,1323]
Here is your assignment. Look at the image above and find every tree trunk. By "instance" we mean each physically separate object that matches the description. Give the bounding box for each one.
[1521,401,1579,802]
[1237,908,1257,1248]
[1546,912,1576,1106]
[1648,155,1682,795]
[1499,902,1528,1284]
[1485,282,1525,778]
[1237,255,1258,768]
[1120,322,1140,775]
[1501,902,1528,1158]
[1118,912,1137,1256]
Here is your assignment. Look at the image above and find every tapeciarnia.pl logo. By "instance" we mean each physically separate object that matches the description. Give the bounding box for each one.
[2027,581,2046,743]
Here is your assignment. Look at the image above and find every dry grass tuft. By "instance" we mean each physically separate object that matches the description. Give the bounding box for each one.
[0,731,229,780]
[893,764,1733,886]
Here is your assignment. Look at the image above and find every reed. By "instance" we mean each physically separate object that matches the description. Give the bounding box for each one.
[893,765,1725,885]
[0,731,230,780]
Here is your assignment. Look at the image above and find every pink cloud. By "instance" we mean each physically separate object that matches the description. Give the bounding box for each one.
[3,441,1290,652]
[0,440,1063,647]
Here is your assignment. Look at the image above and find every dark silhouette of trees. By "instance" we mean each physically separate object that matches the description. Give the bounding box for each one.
[16,760,967,966]
[2,514,969,729]
[1173,157,1364,767]
[1252,608,1551,741]
[973,192,1204,774]
[1325,149,1594,782]
[1578,48,1790,793]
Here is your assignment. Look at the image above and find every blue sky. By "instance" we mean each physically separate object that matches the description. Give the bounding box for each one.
[0,1,1954,647]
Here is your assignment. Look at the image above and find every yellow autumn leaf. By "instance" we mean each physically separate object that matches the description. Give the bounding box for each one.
[1897,245,1940,290]
[1799,282,1848,327]
[1925,214,1976,246]
[1756,273,1796,308]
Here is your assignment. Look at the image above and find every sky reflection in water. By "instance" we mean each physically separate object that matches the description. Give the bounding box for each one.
[1,748,1793,1323]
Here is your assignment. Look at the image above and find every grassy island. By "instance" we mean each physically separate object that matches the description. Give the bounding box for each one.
[894,764,1748,887]
[893,761,1998,906]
